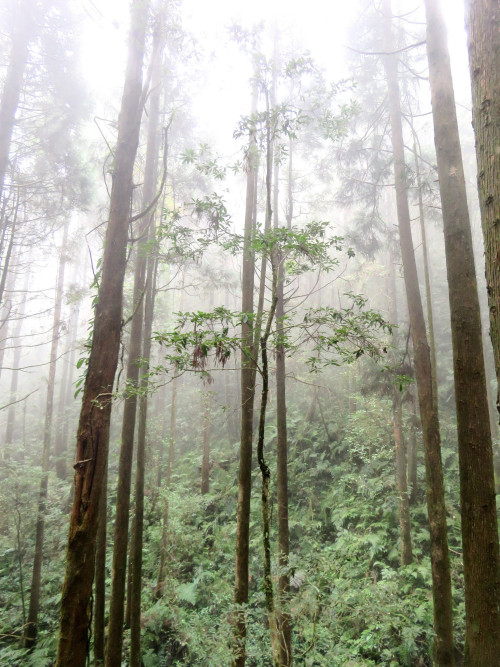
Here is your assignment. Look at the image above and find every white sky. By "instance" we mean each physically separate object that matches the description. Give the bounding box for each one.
[80,0,472,147]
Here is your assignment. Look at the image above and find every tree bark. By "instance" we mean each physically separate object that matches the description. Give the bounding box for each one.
[382,2,454,663]
[232,81,258,667]
[393,397,413,565]
[24,220,68,648]
[426,1,500,663]
[94,460,108,666]
[55,3,149,664]
[106,33,161,667]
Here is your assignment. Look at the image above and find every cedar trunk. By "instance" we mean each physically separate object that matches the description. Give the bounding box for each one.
[383,2,454,663]
[55,3,149,665]
[232,83,258,667]
[24,221,68,648]
[426,0,500,662]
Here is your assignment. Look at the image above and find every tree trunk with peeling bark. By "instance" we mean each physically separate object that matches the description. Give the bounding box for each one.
[55,3,149,664]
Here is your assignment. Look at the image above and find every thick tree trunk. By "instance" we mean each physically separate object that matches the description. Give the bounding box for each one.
[24,221,68,648]
[466,0,500,425]
[55,3,149,665]
[232,83,258,667]
[382,3,454,663]
[426,1,500,663]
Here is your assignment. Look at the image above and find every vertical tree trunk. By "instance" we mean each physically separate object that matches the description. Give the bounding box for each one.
[466,0,500,425]
[0,0,34,209]
[257,262,279,667]
[94,461,108,667]
[232,82,258,667]
[413,138,439,411]
[275,144,292,666]
[24,220,68,648]
[393,398,413,565]
[388,246,413,565]
[4,271,29,456]
[56,3,149,664]
[54,300,81,480]
[407,392,419,505]
[201,390,211,494]
[382,2,454,663]
[426,1,500,663]
[107,32,161,666]
[129,40,163,661]
[156,374,178,597]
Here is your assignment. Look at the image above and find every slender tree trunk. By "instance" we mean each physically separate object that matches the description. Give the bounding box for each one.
[388,246,413,565]
[257,262,279,667]
[0,0,34,209]
[94,460,108,667]
[201,390,211,494]
[156,374,178,597]
[382,3,454,663]
[0,191,20,308]
[54,300,81,480]
[407,392,419,505]
[24,221,68,648]
[413,138,439,411]
[393,397,413,565]
[129,69,162,665]
[426,1,500,662]
[275,143,291,667]
[56,3,149,664]
[4,271,29,456]
[107,42,161,667]
[233,82,258,667]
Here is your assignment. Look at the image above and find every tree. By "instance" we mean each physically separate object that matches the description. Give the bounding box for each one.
[55,1,150,664]
[382,1,454,661]
[424,0,500,663]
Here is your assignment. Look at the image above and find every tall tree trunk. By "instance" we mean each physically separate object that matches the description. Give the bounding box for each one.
[393,397,413,565]
[257,261,279,667]
[388,246,413,565]
[55,3,149,664]
[155,374,178,597]
[201,390,211,494]
[4,271,29,456]
[232,82,258,667]
[407,391,419,505]
[426,1,500,662]
[129,43,163,660]
[24,221,68,648]
[466,0,500,426]
[54,300,81,480]
[0,0,34,209]
[382,2,454,663]
[106,24,161,663]
[413,138,439,411]
[94,460,108,667]
[275,143,291,666]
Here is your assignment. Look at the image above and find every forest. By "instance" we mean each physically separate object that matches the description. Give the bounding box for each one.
[0,0,499,665]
